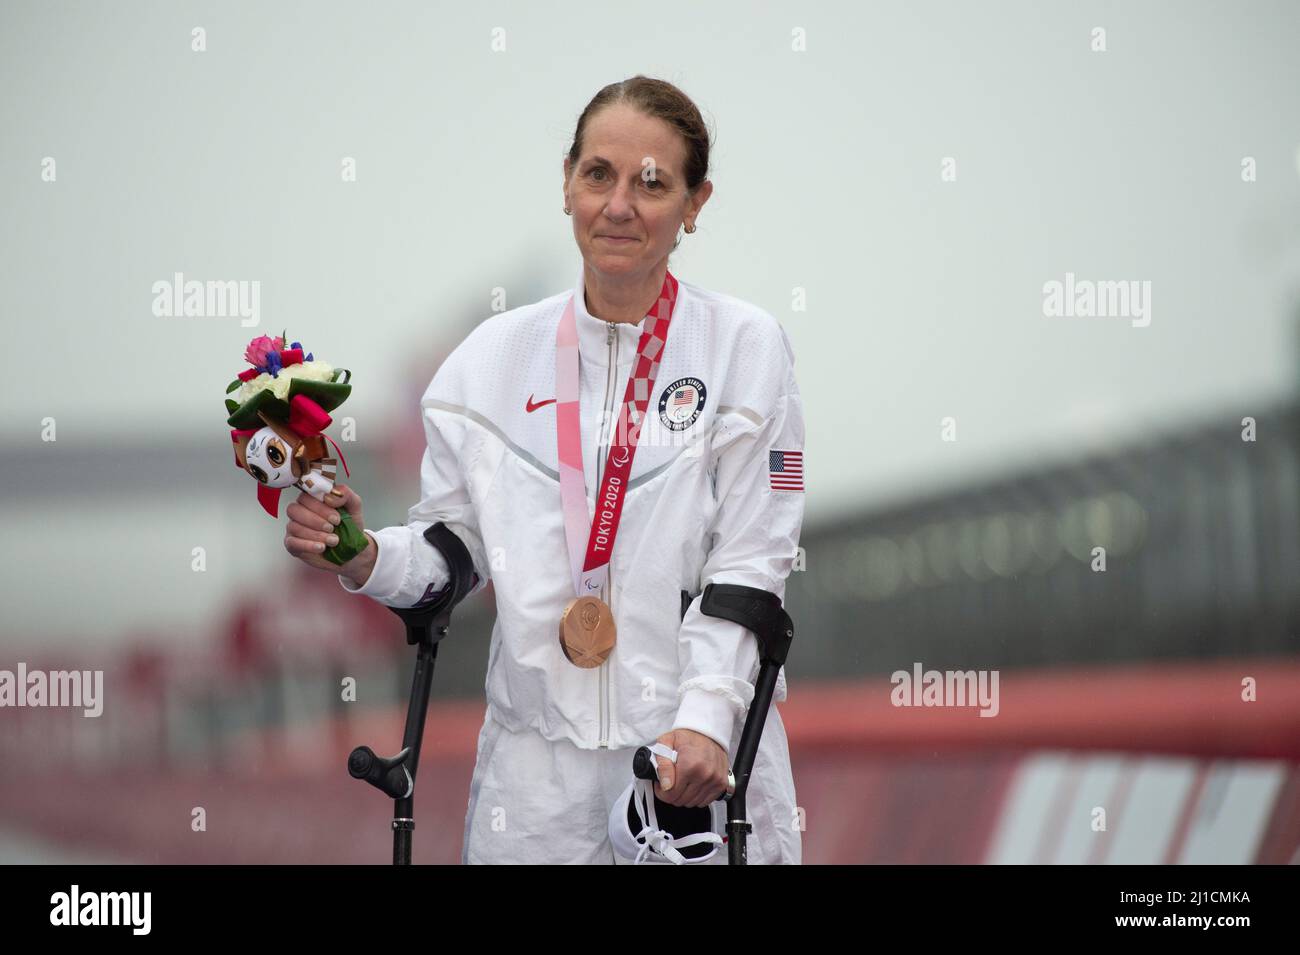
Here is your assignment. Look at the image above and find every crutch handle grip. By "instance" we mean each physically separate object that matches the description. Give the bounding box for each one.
[633,745,735,800]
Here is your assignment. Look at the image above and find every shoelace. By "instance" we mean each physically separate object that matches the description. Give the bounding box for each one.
[630,777,725,865]
[635,824,688,865]
[634,824,724,865]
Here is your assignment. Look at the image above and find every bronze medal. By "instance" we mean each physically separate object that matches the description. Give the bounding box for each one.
[559,595,617,669]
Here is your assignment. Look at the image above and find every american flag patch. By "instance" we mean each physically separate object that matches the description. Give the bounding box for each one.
[672,386,695,407]
[768,449,804,492]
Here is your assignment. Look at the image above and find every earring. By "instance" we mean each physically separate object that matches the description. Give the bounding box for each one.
[684,222,696,234]
[564,206,572,215]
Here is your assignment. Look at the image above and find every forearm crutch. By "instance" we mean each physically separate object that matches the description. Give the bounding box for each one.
[346,522,477,865]
[635,582,794,865]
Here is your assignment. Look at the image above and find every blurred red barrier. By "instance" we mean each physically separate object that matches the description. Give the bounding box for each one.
[2,659,1297,863]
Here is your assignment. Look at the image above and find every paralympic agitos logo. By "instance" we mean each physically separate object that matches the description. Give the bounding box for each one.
[658,377,705,432]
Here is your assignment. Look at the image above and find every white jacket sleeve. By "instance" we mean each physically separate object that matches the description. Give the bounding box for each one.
[672,320,804,752]
[337,392,491,609]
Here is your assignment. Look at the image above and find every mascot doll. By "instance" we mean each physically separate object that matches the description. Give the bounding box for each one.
[224,332,368,565]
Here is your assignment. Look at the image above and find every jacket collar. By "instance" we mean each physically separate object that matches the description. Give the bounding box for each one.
[572,263,671,368]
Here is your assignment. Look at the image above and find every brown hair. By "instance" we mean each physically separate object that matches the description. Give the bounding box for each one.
[566,76,713,251]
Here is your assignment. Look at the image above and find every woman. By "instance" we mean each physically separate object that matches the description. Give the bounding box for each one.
[284,76,806,864]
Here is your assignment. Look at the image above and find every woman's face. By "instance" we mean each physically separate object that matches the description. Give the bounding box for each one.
[563,103,711,280]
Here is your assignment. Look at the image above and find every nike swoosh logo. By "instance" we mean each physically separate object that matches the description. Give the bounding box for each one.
[525,395,557,413]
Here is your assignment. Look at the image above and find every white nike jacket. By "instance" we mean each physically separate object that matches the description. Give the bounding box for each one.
[338,266,805,754]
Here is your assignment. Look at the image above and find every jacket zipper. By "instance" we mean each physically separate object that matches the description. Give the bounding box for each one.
[596,322,618,748]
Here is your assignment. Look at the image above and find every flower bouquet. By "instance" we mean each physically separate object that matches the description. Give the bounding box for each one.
[224,332,368,565]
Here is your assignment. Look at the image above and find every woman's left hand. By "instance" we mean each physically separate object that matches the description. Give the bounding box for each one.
[652,728,729,808]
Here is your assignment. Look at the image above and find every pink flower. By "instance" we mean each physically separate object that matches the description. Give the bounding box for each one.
[244,334,285,369]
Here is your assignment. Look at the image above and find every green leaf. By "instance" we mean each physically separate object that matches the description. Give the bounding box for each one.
[225,378,242,394]
[225,376,351,429]
[225,398,239,415]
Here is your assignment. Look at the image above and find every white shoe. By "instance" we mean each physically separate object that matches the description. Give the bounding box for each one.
[608,743,726,865]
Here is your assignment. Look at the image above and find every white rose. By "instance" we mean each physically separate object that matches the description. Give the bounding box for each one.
[236,360,337,404]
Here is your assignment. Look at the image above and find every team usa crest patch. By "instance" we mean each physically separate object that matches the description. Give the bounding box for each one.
[768,449,804,492]
[658,377,706,432]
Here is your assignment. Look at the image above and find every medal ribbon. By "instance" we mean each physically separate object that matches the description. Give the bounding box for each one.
[555,270,679,598]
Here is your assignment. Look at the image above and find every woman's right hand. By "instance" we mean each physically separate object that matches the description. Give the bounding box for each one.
[284,483,375,584]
